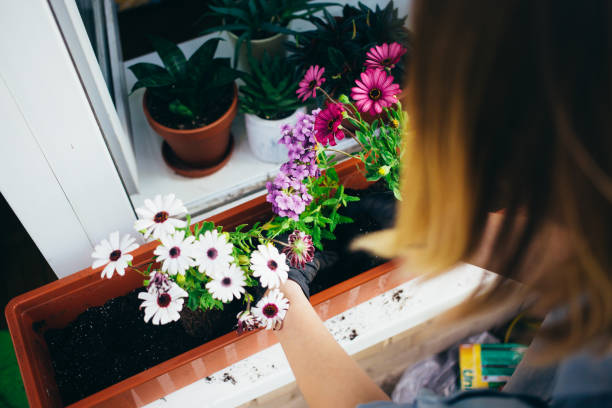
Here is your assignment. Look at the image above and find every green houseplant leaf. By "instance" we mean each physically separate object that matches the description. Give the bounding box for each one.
[128,36,241,129]
[238,51,304,120]
[148,35,187,79]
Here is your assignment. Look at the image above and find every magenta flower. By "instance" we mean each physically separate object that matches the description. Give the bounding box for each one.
[365,42,407,71]
[351,70,401,116]
[296,65,326,101]
[314,103,345,146]
[282,230,315,269]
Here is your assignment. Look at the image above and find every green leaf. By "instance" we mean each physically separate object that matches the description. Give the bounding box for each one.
[130,73,174,92]
[169,99,194,118]
[322,198,338,206]
[188,38,222,69]
[320,229,336,240]
[128,62,168,80]
[337,215,354,224]
[326,168,339,182]
[327,47,345,69]
[312,225,321,244]
[393,187,402,201]
[148,36,187,79]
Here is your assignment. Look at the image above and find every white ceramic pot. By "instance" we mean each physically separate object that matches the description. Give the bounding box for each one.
[245,107,306,163]
[227,32,286,72]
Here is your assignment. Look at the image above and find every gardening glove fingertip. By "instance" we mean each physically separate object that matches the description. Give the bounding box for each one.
[286,250,339,299]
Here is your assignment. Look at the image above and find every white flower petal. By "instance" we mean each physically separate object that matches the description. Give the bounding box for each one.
[101,262,115,279]
[134,218,155,231]
[109,231,120,250]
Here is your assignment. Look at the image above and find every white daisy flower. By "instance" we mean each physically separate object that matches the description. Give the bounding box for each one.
[205,263,246,302]
[236,309,258,334]
[252,289,290,330]
[153,230,196,276]
[250,243,289,288]
[91,231,139,279]
[134,194,187,241]
[138,281,188,325]
[193,229,234,277]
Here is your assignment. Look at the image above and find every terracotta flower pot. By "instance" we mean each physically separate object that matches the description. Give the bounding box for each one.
[5,159,411,408]
[143,84,238,168]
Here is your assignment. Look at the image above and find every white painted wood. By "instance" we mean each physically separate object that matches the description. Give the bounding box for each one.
[0,76,93,277]
[0,0,137,277]
[144,264,494,408]
[49,0,139,194]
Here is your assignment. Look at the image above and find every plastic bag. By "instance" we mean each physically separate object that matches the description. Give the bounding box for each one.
[391,331,499,404]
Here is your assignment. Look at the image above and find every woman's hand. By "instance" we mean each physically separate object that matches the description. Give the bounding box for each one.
[274,251,390,408]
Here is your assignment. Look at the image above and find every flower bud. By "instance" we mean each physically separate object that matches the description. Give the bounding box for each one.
[176,273,186,285]
[378,165,391,176]
[338,94,350,104]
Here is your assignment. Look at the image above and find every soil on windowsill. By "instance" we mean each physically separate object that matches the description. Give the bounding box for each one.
[43,184,389,406]
[147,87,233,130]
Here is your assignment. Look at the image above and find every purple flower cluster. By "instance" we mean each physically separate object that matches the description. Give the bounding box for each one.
[266,110,321,220]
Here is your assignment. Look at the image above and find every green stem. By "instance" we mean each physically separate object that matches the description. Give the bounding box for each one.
[325,147,358,160]
[340,126,367,151]
[317,86,336,104]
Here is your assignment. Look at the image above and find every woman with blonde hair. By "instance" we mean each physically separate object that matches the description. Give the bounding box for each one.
[274,0,612,406]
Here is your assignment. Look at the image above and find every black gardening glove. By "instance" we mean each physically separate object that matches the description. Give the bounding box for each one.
[287,250,338,299]
[342,190,397,230]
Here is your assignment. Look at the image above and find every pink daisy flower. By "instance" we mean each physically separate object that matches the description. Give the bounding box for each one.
[296,65,326,101]
[282,230,315,269]
[314,103,345,146]
[365,42,407,70]
[351,70,401,116]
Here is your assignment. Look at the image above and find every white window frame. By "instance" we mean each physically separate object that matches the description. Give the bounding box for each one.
[0,0,136,278]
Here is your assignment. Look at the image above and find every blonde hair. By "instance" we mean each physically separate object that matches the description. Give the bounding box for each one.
[357,0,612,360]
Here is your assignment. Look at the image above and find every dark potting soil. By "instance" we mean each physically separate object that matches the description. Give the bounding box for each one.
[43,185,389,405]
[146,87,233,130]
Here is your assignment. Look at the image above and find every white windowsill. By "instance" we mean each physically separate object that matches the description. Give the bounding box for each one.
[144,263,495,408]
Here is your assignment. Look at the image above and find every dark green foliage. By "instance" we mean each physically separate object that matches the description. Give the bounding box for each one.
[202,0,339,67]
[128,36,241,124]
[346,102,405,200]
[239,52,304,120]
[287,1,411,96]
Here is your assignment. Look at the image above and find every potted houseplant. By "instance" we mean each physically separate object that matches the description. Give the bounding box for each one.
[129,36,241,176]
[202,0,338,70]
[6,61,408,408]
[240,52,305,163]
[287,1,411,96]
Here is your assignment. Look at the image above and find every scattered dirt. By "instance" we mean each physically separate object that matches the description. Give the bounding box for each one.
[392,289,404,302]
[349,329,359,340]
[222,372,237,385]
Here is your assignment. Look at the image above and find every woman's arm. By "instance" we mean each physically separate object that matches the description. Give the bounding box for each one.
[274,279,390,407]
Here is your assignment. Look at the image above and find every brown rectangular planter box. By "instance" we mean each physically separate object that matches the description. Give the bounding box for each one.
[6,159,410,408]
